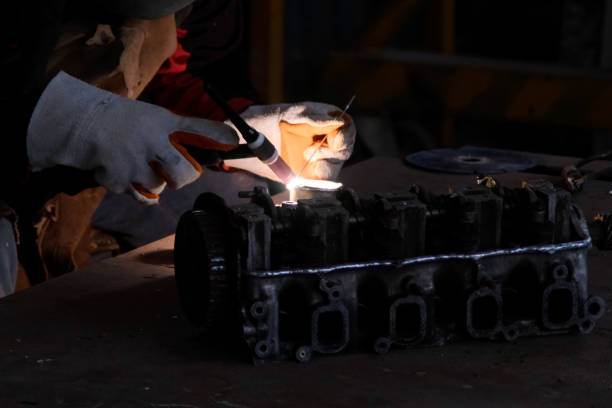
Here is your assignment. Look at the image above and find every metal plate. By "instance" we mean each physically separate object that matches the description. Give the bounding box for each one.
[405,146,537,174]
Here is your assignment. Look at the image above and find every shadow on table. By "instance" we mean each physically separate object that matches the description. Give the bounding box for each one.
[38,275,251,364]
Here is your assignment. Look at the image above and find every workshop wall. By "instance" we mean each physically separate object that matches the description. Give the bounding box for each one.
[279,0,612,160]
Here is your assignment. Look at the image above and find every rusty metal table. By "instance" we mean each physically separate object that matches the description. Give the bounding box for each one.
[1,155,611,408]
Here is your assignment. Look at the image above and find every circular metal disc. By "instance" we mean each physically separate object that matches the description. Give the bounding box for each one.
[405,146,537,174]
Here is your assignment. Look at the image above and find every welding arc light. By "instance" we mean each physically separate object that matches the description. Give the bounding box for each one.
[287,177,343,191]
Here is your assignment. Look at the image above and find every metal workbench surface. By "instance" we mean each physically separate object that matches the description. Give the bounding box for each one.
[1,156,611,408]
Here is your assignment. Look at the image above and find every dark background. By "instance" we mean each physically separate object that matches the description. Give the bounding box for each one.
[267,0,612,162]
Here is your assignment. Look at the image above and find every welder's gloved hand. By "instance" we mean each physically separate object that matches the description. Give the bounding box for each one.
[223,102,356,182]
[27,72,238,204]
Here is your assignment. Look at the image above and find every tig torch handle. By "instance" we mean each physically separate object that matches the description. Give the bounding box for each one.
[204,84,258,143]
[203,84,276,161]
[184,144,255,165]
[204,84,296,184]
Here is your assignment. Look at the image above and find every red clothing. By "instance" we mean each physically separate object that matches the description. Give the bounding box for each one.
[147,28,252,121]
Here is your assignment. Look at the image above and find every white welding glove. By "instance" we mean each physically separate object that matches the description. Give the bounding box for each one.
[223,102,356,182]
[27,71,238,204]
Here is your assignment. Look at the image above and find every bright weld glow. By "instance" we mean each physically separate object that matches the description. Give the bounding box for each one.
[286,177,343,191]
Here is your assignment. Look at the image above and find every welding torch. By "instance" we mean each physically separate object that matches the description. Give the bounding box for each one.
[204,85,296,184]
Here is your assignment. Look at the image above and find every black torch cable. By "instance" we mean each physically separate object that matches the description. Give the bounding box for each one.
[204,84,259,144]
